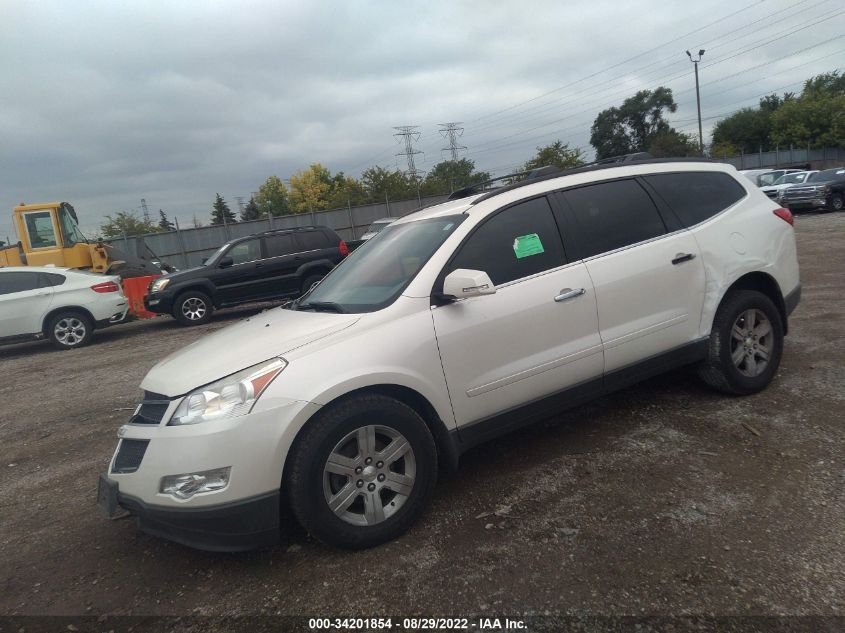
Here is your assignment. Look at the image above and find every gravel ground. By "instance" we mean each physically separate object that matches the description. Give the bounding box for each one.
[0,213,842,621]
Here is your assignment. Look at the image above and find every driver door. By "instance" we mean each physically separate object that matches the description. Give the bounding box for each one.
[431,196,603,440]
[213,238,267,304]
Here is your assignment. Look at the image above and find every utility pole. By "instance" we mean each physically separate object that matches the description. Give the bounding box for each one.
[686,49,705,155]
[393,125,424,180]
[439,122,466,161]
[140,198,150,223]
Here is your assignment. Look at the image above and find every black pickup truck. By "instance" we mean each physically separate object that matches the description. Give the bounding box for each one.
[780,168,845,212]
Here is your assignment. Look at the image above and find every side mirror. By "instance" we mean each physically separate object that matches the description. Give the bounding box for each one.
[218,256,234,268]
[442,269,496,300]
[201,257,209,265]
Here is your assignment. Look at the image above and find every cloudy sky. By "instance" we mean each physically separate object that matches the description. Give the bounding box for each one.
[1,0,842,238]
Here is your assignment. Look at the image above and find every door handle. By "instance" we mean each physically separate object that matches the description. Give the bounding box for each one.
[672,253,696,265]
[554,288,586,302]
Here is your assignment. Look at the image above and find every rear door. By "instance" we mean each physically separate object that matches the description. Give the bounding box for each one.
[0,271,55,337]
[212,238,267,305]
[431,196,603,433]
[262,232,303,297]
[556,178,706,376]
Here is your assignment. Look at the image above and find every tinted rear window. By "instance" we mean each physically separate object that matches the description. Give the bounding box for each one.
[297,230,332,251]
[644,172,746,228]
[561,179,667,259]
[265,233,296,257]
[0,271,41,295]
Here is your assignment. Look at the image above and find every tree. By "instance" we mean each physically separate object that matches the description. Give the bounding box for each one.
[255,175,291,217]
[158,209,175,231]
[647,130,699,158]
[289,163,333,213]
[420,159,491,195]
[590,87,678,159]
[711,106,774,154]
[240,196,261,221]
[326,173,368,208]
[522,141,585,171]
[210,193,237,226]
[361,166,415,202]
[770,72,845,148]
[100,211,159,238]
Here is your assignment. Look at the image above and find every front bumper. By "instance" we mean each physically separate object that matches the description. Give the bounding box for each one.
[783,196,827,210]
[98,397,320,550]
[143,292,175,314]
[98,473,280,551]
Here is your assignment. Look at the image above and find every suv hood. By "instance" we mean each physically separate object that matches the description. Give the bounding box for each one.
[141,308,360,396]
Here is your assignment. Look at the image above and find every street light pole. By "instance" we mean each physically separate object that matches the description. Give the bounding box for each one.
[686,49,705,155]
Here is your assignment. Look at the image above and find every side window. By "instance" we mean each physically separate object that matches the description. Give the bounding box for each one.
[0,272,41,296]
[265,234,296,257]
[562,179,666,259]
[226,238,262,265]
[24,212,58,248]
[39,273,66,287]
[297,231,329,251]
[448,197,566,286]
[644,172,747,228]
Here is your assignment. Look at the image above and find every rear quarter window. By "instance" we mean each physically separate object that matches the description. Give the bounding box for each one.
[297,231,331,251]
[644,172,747,228]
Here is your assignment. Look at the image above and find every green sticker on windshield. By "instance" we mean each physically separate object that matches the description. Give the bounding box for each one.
[513,233,544,259]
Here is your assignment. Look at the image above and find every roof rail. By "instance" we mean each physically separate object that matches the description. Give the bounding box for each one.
[447,153,656,202]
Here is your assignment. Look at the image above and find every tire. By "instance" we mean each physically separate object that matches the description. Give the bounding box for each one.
[47,311,93,350]
[300,273,326,297]
[828,194,844,212]
[173,290,213,326]
[287,394,437,549]
[698,290,784,395]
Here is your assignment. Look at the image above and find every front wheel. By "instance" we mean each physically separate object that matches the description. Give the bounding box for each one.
[286,394,437,549]
[173,291,214,326]
[698,290,784,395]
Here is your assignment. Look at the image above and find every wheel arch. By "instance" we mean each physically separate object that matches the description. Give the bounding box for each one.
[42,305,96,336]
[285,384,460,481]
[172,283,217,306]
[717,271,788,335]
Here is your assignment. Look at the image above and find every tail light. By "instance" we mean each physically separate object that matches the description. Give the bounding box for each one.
[773,208,794,226]
[339,240,349,257]
[91,281,120,293]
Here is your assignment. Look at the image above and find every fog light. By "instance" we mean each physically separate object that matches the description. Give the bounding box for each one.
[160,467,231,499]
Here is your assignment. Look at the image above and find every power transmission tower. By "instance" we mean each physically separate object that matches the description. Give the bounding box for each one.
[234,196,245,215]
[140,198,150,223]
[439,122,466,161]
[393,126,424,180]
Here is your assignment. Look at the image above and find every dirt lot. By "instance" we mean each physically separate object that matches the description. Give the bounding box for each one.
[0,213,843,621]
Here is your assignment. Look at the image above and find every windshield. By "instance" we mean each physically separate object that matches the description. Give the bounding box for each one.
[773,172,807,185]
[294,215,465,313]
[808,169,845,183]
[59,206,87,246]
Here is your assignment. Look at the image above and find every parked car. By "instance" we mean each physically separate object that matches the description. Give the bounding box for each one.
[0,266,128,349]
[360,218,395,241]
[760,171,818,200]
[99,157,800,551]
[143,226,348,326]
[780,168,845,212]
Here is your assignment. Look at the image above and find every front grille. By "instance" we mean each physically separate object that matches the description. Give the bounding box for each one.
[130,391,170,425]
[764,190,777,198]
[112,439,149,474]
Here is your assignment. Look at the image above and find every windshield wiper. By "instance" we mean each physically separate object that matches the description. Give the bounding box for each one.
[296,301,346,313]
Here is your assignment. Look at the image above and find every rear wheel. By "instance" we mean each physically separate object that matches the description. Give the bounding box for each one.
[698,290,784,395]
[173,290,213,326]
[828,194,844,212]
[47,311,93,350]
[287,394,437,549]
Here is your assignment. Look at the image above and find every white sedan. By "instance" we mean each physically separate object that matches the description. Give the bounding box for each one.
[0,266,128,349]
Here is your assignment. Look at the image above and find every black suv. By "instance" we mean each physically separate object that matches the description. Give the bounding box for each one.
[145,226,348,325]
[781,168,845,212]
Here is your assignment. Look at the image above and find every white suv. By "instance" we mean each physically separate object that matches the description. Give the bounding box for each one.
[0,266,128,349]
[98,158,800,551]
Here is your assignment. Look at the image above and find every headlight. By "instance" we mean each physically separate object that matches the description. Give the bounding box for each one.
[150,278,170,292]
[169,358,287,425]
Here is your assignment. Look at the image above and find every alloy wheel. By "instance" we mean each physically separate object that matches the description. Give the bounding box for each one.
[54,317,87,346]
[181,297,207,321]
[730,308,772,377]
[322,425,416,526]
